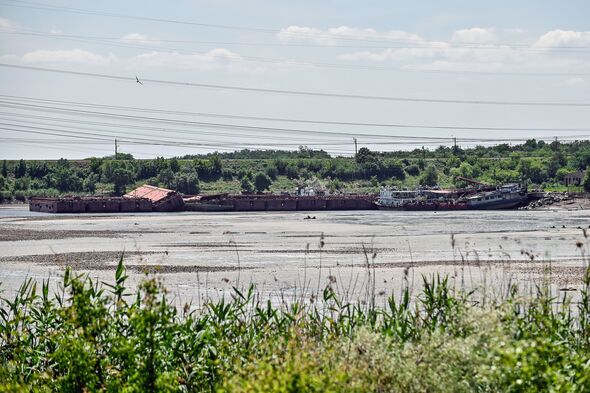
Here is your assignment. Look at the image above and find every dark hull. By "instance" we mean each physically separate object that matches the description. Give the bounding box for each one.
[467,198,526,210]
[184,203,235,212]
[376,203,469,211]
[376,197,527,211]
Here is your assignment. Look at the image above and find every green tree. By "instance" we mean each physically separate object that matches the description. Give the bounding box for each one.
[111,167,134,195]
[51,166,82,192]
[14,159,26,178]
[547,150,567,178]
[1,160,7,178]
[405,164,420,177]
[451,162,476,186]
[355,147,376,164]
[102,161,135,195]
[518,159,546,184]
[583,168,590,192]
[136,160,159,179]
[265,165,278,180]
[158,168,175,189]
[173,170,200,194]
[209,154,222,176]
[89,157,104,175]
[240,173,254,194]
[83,174,98,193]
[419,165,438,187]
[254,173,272,193]
[370,175,379,187]
[383,160,405,180]
[27,162,49,179]
[571,147,590,170]
[169,157,180,172]
[285,164,300,179]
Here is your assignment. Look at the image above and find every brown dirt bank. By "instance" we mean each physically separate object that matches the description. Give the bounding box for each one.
[0,227,124,241]
[0,227,168,241]
[0,251,251,273]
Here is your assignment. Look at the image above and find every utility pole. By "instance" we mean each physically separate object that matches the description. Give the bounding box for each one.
[353,137,358,156]
[552,136,559,152]
[114,138,118,158]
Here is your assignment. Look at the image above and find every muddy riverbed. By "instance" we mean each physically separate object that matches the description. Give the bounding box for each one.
[1,206,588,303]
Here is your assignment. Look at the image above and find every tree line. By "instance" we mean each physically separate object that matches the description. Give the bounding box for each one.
[1,139,589,202]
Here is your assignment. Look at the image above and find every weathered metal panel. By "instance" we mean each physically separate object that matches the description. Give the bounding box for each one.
[29,197,153,213]
[297,198,327,210]
[233,198,267,211]
[266,199,297,211]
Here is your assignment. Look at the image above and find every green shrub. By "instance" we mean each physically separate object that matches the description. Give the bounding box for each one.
[1,254,590,392]
[13,191,26,202]
[405,164,420,177]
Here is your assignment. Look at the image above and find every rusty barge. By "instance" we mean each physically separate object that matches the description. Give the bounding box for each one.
[29,185,184,213]
[29,185,376,213]
[184,193,376,212]
[29,180,536,214]
[376,178,529,211]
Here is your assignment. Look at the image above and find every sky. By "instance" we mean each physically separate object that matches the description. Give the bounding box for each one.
[0,0,589,159]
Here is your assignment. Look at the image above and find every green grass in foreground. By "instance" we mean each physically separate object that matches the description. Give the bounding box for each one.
[1,256,590,392]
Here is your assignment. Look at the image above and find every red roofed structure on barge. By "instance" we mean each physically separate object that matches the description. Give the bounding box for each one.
[29,185,184,213]
[124,185,184,212]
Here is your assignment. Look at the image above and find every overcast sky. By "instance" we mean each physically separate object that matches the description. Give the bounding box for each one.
[0,0,589,159]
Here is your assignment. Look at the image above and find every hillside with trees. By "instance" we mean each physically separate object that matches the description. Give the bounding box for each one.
[1,140,589,203]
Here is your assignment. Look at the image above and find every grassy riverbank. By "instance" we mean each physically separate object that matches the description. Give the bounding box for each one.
[1,256,590,392]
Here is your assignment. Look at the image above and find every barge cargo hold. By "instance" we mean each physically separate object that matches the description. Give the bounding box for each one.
[185,194,376,212]
[29,197,153,213]
[184,194,377,212]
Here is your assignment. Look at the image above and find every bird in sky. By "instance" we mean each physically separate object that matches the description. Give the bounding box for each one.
[136,76,143,85]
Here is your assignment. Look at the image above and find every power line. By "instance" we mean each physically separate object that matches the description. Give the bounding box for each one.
[6,100,583,144]
[0,112,348,144]
[1,101,589,149]
[2,114,587,148]
[3,94,589,132]
[1,63,589,106]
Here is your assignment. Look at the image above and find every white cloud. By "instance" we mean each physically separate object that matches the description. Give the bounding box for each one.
[533,29,590,48]
[451,27,496,44]
[120,33,159,45]
[22,49,116,66]
[130,48,301,73]
[0,16,18,30]
[340,44,448,62]
[132,48,242,71]
[277,25,425,45]
[560,77,586,87]
[332,26,590,76]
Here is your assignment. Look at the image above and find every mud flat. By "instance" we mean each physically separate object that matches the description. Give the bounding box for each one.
[1,206,588,302]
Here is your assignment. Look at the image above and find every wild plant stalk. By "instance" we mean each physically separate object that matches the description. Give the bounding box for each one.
[2,236,590,392]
